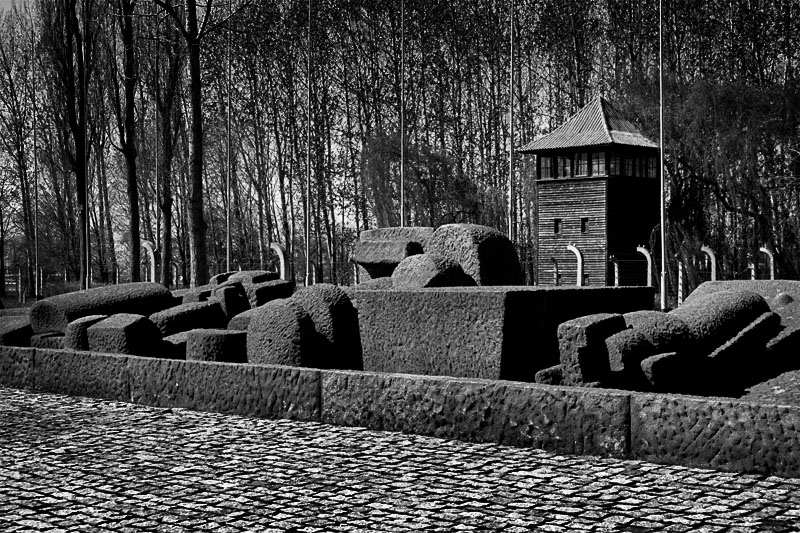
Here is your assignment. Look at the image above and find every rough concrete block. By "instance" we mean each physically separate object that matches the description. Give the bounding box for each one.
[606,328,655,373]
[227,308,260,331]
[64,315,107,351]
[291,284,362,370]
[743,370,800,407]
[639,352,692,392]
[623,310,695,354]
[0,346,33,389]
[31,333,65,350]
[181,284,213,303]
[185,329,246,363]
[0,316,33,347]
[249,279,294,308]
[352,240,424,279]
[391,253,476,290]
[669,290,770,354]
[534,365,563,385]
[33,349,130,401]
[209,271,236,286]
[631,393,800,478]
[128,356,321,421]
[246,299,316,367]
[558,313,626,386]
[428,223,522,286]
[356,286,654,382]
[322,371,630,458]
[87,314,163,356]
[30,282,173,334]
[163,331,190,360]
[355,277,393,290]
[360,227,434,250]
[149,300,227,337]
[210,283,250,319]
[228,270,279,286]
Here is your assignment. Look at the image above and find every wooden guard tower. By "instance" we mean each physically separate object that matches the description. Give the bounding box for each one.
[518,96,659,286]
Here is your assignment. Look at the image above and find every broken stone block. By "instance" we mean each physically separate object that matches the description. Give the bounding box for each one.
[64,315,107,350]
[227,308,260,331]
[181,284,213,303]
[291,283,362,370]
[163,331,190,360]
[558,313,626,386]
[30,282,173,334]
[87,314,163,356]
[391,254,476,290]
[211,282,250,319]
[248,279,294,308]
[428,223,522,286]
[639,352,693,392]
[0,316,33,347]
[622,310,695,354]
[186,328,247,363]
[246,299,315,367]
[352,240,424,279]
[149,300,227,337]
[31,332,65,350]
[534,364,563,385]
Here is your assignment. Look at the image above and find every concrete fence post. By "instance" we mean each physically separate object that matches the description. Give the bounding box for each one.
[566,244,583,287]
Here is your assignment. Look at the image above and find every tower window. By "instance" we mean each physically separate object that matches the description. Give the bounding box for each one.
[592,152,606,176]
[581,217,589,233]
[575,153,588,176]
[609,152,622,176]
[554,218,562,234]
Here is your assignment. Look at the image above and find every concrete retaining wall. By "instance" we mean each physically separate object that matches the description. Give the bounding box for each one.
[0,346,798,478]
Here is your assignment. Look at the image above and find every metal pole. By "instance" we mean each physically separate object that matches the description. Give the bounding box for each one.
[225,0,232,273]
[659,0,667,310]
[400,0,405,227]
[305,0,312,286]
[508,0,515,242]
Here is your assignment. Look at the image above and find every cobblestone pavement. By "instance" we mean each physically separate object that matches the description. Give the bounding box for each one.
[1,387,799,533]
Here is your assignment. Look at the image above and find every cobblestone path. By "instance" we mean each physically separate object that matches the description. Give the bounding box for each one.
[1,387,799,532]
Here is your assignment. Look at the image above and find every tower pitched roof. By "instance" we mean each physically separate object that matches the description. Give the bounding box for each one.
[518,96,658,153]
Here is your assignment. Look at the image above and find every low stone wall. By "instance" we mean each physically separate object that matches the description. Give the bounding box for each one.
[1,346,798,478]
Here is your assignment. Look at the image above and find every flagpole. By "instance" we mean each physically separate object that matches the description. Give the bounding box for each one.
[659,0,667,310]
[305,0,312,286]
[225,0,232,273]
[400,0,405,227]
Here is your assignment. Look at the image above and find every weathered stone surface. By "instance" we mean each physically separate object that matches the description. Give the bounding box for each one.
[669,290,770,354]
[0,316,33,347]
[248,279,294,308]
[743,370,800,406]
[209,271,236,286]
[606,328,655,373]
[639,352,691,392]
[623,310,695,354]
[31,332,65,350]
[210,283,250,319]
[163,331,190,360]
[354,277,393,290]
[357,286,654,381]
[33,349,130,401]
[534,364,563,385]
[322,371,630,457]
[687,280,800,324]
[352,240,424,279]
[30,282,173,334]
[428,223,523,286]
[0,307,29,317]
[0,346,33,389]
[391,253,476,290]
[631,393,800,477]
[247,299,316,367]
[291,284,362,370]
[181,284,213,303]
[185,329,246,363]
[227,307,260,331]
[360,226,435,250]
[558,313,626,386]
[149,300,227,337]
[128,356,321,421]
[228,270,279,286]
[87,314,163,356]
[63,315,107,350]
[766,325,800,374]
[707,311,782,388]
